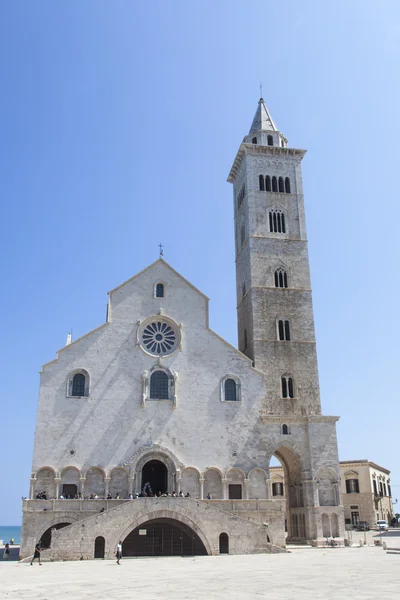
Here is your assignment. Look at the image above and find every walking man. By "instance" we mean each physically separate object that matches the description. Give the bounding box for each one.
[30,542,42,565]
[3,543,10,560]
[116,541,122,565]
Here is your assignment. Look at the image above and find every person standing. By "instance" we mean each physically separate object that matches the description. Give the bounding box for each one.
[116,541,122,565]
[3,543,10,560]
[30,542,42,565]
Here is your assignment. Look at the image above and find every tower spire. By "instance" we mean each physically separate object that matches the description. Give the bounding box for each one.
[249,98,277,134]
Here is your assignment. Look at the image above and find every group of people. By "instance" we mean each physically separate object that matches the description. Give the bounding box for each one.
[36,489,198,501]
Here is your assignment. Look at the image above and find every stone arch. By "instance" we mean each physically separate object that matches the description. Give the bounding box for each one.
[248,468,268,499]
[132,446,181,494]
[109,467,129,498]
[226,468,245,499]
[321,513,331,537]
[67,368,90,397]
[181,467,201,498]
[315,467,338,506]
[269,443,304,539]
[85,467,106,497]
[112,508,212,557]
[204,467,222,499]
[60,466,80,497]
[36,513,81,546]
[34,467,56,498]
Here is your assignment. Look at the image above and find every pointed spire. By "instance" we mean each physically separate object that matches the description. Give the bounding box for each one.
[249,98,277,134]
[66,331,72,346]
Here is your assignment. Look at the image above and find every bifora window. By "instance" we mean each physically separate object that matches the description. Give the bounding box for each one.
[281,375,294,399]
[150,371,169,399]
[140,319,179,357]
[278,320,290,341]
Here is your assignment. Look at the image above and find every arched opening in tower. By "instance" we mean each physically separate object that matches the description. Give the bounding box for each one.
[269,446,305,541]
[122,518,208,557]
[141,459,168,496]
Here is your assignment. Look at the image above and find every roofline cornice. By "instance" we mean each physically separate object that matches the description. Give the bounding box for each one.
[259,413,339,424]
[227,144,307,183]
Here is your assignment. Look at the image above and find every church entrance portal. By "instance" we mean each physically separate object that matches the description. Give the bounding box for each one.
[122,518,208,557]
[141,460,168,496]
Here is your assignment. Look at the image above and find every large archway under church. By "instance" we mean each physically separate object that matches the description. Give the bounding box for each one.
[141,460,168,496]
[122,518,208,557]
[40,522,71,549]
[270,444,306,541]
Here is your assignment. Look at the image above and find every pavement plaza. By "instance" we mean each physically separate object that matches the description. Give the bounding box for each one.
[1,544,399,600]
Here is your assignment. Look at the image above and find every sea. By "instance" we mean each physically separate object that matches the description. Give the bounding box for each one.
[0,526,21,544]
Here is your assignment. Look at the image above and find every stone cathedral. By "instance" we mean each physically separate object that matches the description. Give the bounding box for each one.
[20,99,344,560]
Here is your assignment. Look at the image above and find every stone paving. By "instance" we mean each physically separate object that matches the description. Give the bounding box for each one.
[1,544,399,600]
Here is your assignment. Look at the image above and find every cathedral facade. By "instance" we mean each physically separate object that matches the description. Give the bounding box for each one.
[20,100,344,560]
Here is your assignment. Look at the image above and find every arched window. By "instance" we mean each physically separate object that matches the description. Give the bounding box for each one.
[278,177,284,193]
[278,319,290,341]
[150,371,169,399]
[224,379,237,401]
[285,177,291,193]
[219,532,229,554]
[259,175,265,191]
[272,176,278,192]
[267,135,273,146]
[244,328,248,350]
[156,283,164,298]
[266,176,271,192]
[240,225,245,247]
[252,137,257,144]
[72,373,86,397]
[281,375,294,399]
[221,375,241,402]
[274,267,288,288]
[282,424,289,435]
[269,209,286,233]
[272,482,284,496]
[242,281,246,298]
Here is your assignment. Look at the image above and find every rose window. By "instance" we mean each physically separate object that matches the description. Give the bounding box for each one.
[140,320,179,356]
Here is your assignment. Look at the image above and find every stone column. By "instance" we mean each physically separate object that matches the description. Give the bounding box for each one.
[266,478,272,499]
[30,478,36,500]
[243,478,249,500]
[314,482,320,507]
[79,477,86,497]
[199,478,204,500]
[128,477,134,495]
[176,477,182,494]
[104,477,111,497]
[222,478,228,500]
[55,478,62,499]
[333,483,340,506]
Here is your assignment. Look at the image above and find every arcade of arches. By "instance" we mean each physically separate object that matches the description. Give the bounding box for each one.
[30,446,342,546]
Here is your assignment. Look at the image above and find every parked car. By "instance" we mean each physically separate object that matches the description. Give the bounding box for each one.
[376,520,389,531]
[355,521,370,531]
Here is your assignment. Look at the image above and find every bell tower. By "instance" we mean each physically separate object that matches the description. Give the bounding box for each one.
[228,98,321,416]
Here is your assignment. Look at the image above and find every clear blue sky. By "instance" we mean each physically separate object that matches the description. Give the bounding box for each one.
[1,1,399,524]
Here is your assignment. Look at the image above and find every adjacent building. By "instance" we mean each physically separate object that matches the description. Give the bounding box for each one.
[271,459,394,532]
[340,460,393,526]
[20,98,345,560]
